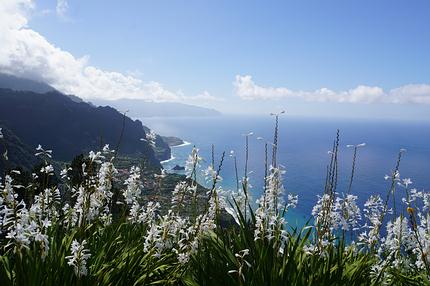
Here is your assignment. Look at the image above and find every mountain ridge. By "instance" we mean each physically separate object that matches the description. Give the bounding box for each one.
[0,73,221,118]
[0,88,165,170]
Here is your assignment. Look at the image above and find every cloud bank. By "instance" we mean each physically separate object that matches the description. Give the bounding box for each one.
[0,0,217,103]
[234,75,430,104]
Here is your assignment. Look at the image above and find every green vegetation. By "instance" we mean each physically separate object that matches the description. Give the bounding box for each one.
[1,118,429,286]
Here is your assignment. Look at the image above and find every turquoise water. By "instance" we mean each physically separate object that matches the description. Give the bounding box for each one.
[143,115,430,226]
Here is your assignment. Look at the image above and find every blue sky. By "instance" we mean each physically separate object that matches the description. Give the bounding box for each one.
[1,0,429,119]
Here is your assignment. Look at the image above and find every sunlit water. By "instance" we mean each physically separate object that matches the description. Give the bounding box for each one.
[143,115,430,226]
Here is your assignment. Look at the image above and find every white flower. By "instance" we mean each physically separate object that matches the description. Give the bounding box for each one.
[97,162,117,199]
[177,252,190,264]
[171,181,189,211]
[123,166,142,205]
[336,194,361,231]
[40,165,54,174]
[381,216,415,269]
[102,144,114,154]
[358,195,384,247]
[146,130,157,148]
[88,151,104,163]
[60,168,68,178]
[185,147,202,179]
[287,194,298,209]
[312,192,341,246]
[402,178,413,188]
[242,132,254,137]
[384,170,400,181]
[41,218,52,229]
[35,145,53,158]
[347,143,366,148]
[229,249,251,282]
[203,165,222,184]
[253,165,293,241]
[154,169,167,180]
[66,240,91,277]
[265,166,286,210]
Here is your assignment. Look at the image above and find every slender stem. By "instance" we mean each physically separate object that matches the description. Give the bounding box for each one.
[243,136,249,221]
[347,146,358,195]
[234,156,239,193]
[272,115,279,167]
[373,149,404,251]
[263,142,268,209]
[244,136,249,191]
[211,144,215,169]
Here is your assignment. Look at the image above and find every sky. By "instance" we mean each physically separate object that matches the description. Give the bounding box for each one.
[0,0,429,119]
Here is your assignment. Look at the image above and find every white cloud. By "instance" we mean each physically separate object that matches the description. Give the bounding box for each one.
[56,0,68,18]
[0,0,33,29]
[187,91,224,102]
[0,0,220,103]
[234,75,294,100]
[389,84,430,104]
[234,75,430,104]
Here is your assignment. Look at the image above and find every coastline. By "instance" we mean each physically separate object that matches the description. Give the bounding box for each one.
[161,140,191,167]
[171,140,191,148]
[160,155,176,164]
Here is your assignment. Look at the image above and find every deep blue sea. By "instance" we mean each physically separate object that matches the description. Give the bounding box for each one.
[143,115,430,226]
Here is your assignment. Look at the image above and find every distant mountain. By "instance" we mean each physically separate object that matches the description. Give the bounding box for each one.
[0,125,39,173]
[0,88,166,169]
[91,99,221,118]
[0,73,83,103]
[0,73,220,117]
[0,73,54,94]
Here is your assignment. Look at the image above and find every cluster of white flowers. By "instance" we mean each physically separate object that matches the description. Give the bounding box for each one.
[129,201,160,224]
[123,166,142,205]
[35,144,52,159]
[371,178,430,274]
[312,193,339,242]
[0,143,230,276]
[66,240,91,277]
[171,181,190,212]
[121,148,226,265]
[203,164,223,185]
[228,249,251,282]
[3,130,430,285]
[146,130,157,148]
[336,194,361,231]
[308,166,430,281]
[0,144,117,264]
[253,165,297,254]
[139,208,210,264]
[185,147,202,179]
[40,164,54,174]
[65,149,118,228]
[358,195,386,248]
[0,174,57,258]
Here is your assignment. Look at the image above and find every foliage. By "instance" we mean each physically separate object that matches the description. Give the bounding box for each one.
[1,116,430,285]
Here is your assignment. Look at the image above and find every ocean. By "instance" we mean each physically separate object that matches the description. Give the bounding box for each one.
[143,115,430,226]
